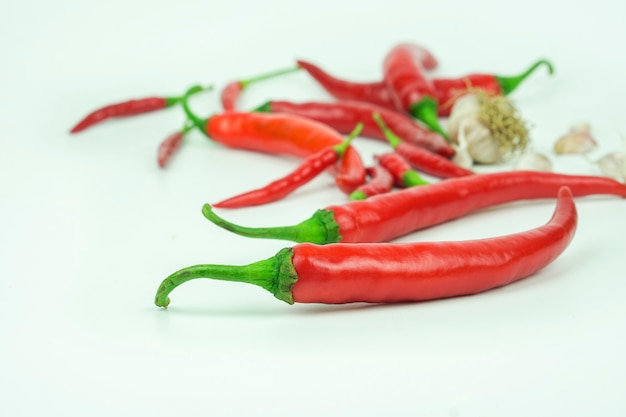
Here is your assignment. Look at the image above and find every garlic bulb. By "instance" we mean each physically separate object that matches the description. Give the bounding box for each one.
[553,123,597,154]
[447,92,530,164]
[596,151,626,181]
[451,119,474,169]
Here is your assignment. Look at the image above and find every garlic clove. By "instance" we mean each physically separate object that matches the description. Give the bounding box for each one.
[451,119,474,169]
[596,151,626,181]
[515,150,553,172]
[554,123,597,154]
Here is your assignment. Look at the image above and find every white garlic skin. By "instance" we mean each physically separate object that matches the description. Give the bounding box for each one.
[515,151,553,172]
[596,151,626,181]
[447,94,502,164]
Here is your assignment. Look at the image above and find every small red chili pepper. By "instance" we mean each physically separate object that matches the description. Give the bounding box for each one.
[200,170,626,245]
[213,123,363,208]
[374,153,429,188]
[180,87,366,194]
[348,164,394,201]
[69,85,208,134]
[220,66,300,112]
[155,187,577,307]
[383,43,448,138]
[157,121,194,168]
[298,58,554,117]
[253,99,455,158]
[373,112,474,178]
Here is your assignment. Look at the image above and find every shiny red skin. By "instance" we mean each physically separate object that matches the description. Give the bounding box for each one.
[353,165,394,199]
[157,131,184,168]
[205,112,366,194]
[264,100,455,158]
[326,170,626,244]
[383,43,438,111]
[290,187,576,304]
[374,153,415,188]
[213,146,341,208]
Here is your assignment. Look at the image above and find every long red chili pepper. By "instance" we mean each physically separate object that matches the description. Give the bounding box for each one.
[212,123,363,208]
[348,164,394,201]
[296,43,438,111]
[155,187,577,306]
[220,66,300,112]
[180,87,366,194]
[200,170,626,245]
[373,112,474,178]
[298,58,554,117]
[69,85,207,134]
[374,153,429,188]
[254,99,456,158]
[383,43,448,138]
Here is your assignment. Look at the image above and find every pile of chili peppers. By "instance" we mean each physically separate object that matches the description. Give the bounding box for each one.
[69,42,626,309]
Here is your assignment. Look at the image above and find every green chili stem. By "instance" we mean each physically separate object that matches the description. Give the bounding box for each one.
[333,122,363,155]
[181,85,212,132]
[372,112,401,148]
[202,204,341,244]
[165,84,212,107]
[239,66,301,88]
[496,59,554,95]
[154,248,298,307]
[409,97,449,140]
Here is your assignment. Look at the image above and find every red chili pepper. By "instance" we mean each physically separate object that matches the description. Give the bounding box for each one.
[298,58,553,117]
[296,42,438,111]
[383,43,448,139]
[69,85,208,134]
[348,164,394,201]
[434,59,554,116]
[200,170,626,245]
[213,123,363,208]
[254,99,455,158]
[374,153,429,188]
[181,87,366,194]
[156,122,194,168]
[373,112,474,178]
[220,66,300,112]
[155,187,577,307]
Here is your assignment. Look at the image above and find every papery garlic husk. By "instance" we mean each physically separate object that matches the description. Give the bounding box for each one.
[596,151,626,181]
[554,123,597,154]
[451,119,474,169]
[515,150,553,172]
[447,92,530,164]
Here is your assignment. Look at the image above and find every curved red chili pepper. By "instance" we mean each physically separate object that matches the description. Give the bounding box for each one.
[69,85,208,134]
[155,187,577,306]
[374,153,429,188]
[298,58,554,117]
[373,112,474,178]
[254,99,455,158]
[219,66,301,112]
[181,87,366,194]
[348,164,394,201]
[296,42,438,111]
[383,43,448,139]
[212,123,363,208]
[200,170,626,245]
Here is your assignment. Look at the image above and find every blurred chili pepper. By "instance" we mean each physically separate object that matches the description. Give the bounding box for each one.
[220,66,300,111]
[181,87,366,194]
[70,85,208,134]
[374,153,429,188]
[155,187,577,306]
[348,164,395,201]
[201,170,626,245]
[373,112,474,178]
[254,99,455,157]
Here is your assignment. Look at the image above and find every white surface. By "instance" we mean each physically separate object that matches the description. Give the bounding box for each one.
[2,1,626,416]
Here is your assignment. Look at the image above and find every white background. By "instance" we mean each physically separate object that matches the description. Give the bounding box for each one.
[2,1,626,416]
